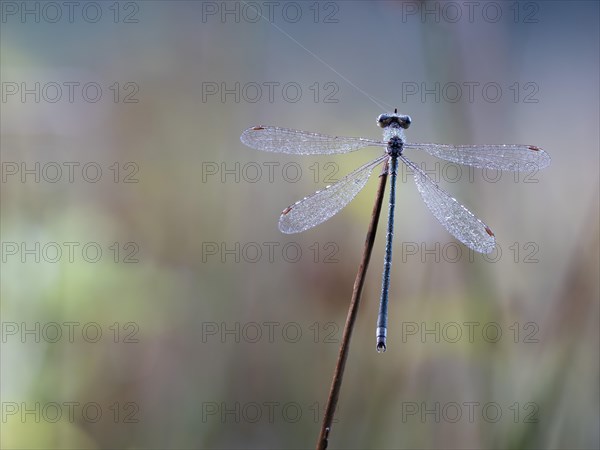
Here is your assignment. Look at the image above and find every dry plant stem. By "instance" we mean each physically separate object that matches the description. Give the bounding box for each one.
[316,162,389,450]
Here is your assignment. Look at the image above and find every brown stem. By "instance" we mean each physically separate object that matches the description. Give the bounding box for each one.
[316,161,389,450]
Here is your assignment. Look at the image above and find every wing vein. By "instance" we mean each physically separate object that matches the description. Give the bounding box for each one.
[401,156,496,253]
[279,155,388,233]
[405,143,551,171]
[241,126,385,155]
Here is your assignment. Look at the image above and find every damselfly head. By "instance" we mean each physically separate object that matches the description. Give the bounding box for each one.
[377,112,412,129]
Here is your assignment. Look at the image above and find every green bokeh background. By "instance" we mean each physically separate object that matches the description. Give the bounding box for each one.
[1,1,598,449]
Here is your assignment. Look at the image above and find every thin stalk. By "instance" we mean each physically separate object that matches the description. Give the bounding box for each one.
[316,161,389,450]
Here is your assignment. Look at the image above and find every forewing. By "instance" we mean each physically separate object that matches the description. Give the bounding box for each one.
[405,143,550,171]
[401,156,496,254]
[241,126,384,155]
[279,155,387,233]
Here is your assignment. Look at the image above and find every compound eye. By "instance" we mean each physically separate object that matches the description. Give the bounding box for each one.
[377,114,391,127]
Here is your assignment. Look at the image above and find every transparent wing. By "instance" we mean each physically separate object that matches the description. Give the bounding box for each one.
[404,143,551,171]
[241,126,385,155]
[279,155,388,233]
[401,156,496,254]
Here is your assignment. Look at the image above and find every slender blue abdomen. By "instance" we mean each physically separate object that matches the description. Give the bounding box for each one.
[376,155,398,352]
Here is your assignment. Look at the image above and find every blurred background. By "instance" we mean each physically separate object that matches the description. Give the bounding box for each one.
[1,1,598,449]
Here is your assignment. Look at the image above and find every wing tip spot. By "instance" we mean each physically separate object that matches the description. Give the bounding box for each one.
[528,145,541,151]
[485,226,495,237]
[252,126,265,131]
[282,206,293,215]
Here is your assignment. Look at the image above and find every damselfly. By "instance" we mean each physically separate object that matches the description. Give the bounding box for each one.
[240,111,550,352]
